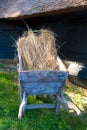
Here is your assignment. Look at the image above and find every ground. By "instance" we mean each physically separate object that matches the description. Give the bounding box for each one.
[0,63,87,130]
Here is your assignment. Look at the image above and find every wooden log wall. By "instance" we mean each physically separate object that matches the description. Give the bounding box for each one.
[0,10,87,66]
[0,20,26,59]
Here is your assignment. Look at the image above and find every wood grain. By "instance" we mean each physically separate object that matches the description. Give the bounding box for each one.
[22,82,64,95]
[18,57,68,119]
[26,104,55,109]
[19,70,68,95]
[19,70,68,82]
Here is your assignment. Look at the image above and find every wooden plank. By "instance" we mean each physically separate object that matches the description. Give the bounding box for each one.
[19,70,68,95]
[56,94,60,113]
[26,103,55,109]
[21,82,64,95]
[19,70,68,82]
[57,57,67,71]
[19,55,24,71]
[18,91,27,119]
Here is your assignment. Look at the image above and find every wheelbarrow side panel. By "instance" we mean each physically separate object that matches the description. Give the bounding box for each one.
[18,70,68,95]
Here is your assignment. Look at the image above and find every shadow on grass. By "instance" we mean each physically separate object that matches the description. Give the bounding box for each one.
[0,71,87,130]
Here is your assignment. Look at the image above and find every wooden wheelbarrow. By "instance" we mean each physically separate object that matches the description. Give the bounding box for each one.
[18,56,81,119]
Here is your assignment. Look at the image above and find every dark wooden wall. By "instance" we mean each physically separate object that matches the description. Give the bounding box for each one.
[0,20,26,59]
[0,9,87,66]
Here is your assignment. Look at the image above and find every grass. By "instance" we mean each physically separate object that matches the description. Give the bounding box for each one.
[0,63,6,68]
[0,69,87,130]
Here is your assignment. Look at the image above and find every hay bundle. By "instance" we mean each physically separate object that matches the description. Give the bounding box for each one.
[17,29,58,70]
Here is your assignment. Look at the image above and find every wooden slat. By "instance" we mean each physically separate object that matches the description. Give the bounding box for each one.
[21,82,64,95]
[26,103,56,109]
[19,70,68,82]
[19,70,68,95]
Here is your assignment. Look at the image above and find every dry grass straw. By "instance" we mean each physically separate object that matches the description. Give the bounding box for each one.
[17,29,58,70]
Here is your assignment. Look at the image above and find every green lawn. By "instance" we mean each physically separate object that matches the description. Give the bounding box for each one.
[0,69,87,130]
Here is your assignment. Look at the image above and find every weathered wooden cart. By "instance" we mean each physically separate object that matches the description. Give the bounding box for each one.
[18,56,81,119]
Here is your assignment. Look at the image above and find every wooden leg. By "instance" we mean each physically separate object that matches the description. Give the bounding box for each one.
[56,94,67,110]
[56,94,60,114]
[66,101,81,115]
[58,90,82,115]
[19,82,23,103]
[18,91,27,120]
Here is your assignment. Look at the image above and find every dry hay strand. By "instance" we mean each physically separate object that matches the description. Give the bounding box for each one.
[17,29,58,70]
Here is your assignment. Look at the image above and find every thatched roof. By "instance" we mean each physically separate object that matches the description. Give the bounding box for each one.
[0,0,87,19]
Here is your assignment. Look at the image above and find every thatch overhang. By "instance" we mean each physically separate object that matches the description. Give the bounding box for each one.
[0,0,87,19]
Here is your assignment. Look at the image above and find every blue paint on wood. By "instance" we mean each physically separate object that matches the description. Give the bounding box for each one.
[19,70,68,95]
[19,70,68,82]
[22,82,64,95]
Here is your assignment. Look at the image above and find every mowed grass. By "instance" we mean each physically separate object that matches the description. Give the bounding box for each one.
[0,70,87,130]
